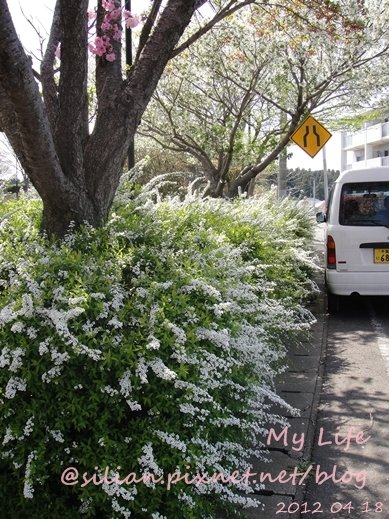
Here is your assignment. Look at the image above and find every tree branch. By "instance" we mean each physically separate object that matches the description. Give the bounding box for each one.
[41,0,61,133]
[95,0,123,107]
[171,0,256,59]
[135,0,163,63]
[56,0,89,181]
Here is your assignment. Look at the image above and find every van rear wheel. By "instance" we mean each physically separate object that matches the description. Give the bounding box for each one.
[327,292,340,314]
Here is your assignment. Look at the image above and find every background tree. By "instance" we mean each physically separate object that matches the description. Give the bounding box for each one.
[140,13,282,197]
[141,0,389,198]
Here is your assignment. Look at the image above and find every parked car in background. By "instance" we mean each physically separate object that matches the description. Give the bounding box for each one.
[316,167,389,313]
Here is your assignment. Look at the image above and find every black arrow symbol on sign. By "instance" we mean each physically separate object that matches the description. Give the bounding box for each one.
[303,125,321,147]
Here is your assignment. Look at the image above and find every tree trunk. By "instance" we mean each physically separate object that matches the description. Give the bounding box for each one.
[40,189,100,237]
[277,146,288,199]
[247,177,256,197]
[277,111,288,199]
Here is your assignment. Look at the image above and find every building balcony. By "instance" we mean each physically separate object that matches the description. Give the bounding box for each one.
[345,156,389,170]
[343,122,389,150]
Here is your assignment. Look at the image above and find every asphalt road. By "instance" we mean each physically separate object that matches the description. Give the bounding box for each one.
[304,295,389,519]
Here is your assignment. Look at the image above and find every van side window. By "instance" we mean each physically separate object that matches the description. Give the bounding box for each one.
[340,182,389,226]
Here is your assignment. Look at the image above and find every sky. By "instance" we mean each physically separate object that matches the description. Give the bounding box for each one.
[3,0,342,175]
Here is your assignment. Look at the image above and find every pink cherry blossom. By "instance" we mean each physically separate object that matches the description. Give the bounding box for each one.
[89,36,110,57]
[124,11,140,29]
[101,20,112,32]
[105,52,116,62]
[87,5,142,62]
[109,8,122,21]
[112,25,122,41]
[102,0,115,11]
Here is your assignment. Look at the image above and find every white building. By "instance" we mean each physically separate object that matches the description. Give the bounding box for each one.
[341,115,389,171]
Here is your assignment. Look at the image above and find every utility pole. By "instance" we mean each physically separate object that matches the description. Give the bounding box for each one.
[125,0,135,171]
[312,176,316,210]
[322,145,329,202]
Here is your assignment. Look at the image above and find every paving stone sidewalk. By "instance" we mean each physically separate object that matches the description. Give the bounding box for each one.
[241,274,327,518]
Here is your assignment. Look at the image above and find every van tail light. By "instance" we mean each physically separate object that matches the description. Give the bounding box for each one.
[327,235,336,269]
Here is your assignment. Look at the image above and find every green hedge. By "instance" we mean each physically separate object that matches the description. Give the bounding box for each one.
[0,191,316,518]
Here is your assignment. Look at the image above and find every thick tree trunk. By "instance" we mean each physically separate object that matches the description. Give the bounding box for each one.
[202,174,227,198]
[41,194,100,237]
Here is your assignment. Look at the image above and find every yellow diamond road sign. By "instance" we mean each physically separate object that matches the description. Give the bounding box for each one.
[290,115,332,158]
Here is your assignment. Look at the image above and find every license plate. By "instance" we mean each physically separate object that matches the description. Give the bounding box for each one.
[374,248,389,263]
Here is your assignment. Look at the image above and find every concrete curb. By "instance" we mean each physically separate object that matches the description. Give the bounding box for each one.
[295,274,328,517]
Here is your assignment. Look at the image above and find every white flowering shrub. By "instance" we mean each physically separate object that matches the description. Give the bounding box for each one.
[0,192,316,518]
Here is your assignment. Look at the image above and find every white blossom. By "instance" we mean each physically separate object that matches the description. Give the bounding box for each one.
[107,316,123,329]
[165,321,186,345]
[9,347,26,372]
[126,400,142,411]
[196,327,230,349]
[5,376,27,399]
[19,294,34,318]
[180,279,222,300]
[76,344,103,361]
[119,369,133,398]
[102,385,119,397]
[149,359,176,381]
[82,320,95,333]
[135,287,148,298]
[23,451,36,499]
[11,321,25,333]
[40,306,85,336]
[0,305,18,327]
[79,497,93,514]
[68,296,87,305]
[136,357,148,384]
[90,292,105,300]
[0,346,11,367]
[26,326,38,339]
[23,416,34,438]
[2,427,16,445]
[154,431,187,452]
[47,429,65,443]
[138,443,163,476]
[38,338,51,355]
[146,336,160,350]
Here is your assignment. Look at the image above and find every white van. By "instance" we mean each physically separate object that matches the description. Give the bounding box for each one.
[316,167,389,313]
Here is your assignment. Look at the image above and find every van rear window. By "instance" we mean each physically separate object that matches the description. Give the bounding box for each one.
[340,182,389,226]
